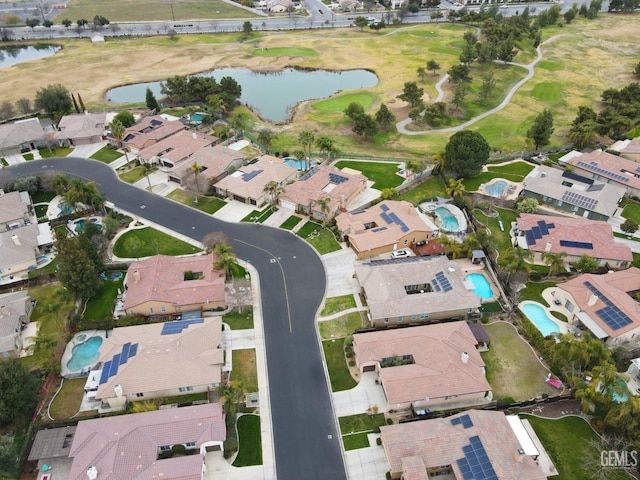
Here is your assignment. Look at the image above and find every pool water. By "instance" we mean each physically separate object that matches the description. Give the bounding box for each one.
[283,157,305,170]
[485,180,507,196]
[66,336,103,372]
[74,218,102,233]
[520,303,560,337]
[435,207,460,231]
[466,273,493,299]
[189,112,207,122]
[58,202,74,217]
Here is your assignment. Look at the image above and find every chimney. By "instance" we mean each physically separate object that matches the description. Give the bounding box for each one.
[545,242,552,253]
[114,384,123,397]
[86,466,98,480]
[587,294,598,307]
[11,235,20,246]
[192,132,197,139]
[461,352,469,364]
[133,270,140,283]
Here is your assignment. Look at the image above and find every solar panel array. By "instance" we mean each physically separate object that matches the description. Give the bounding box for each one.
[584,281,633,331]
[299,167,319,181]
[577,161,630,183]
[559,240,593,249]
[587,184,605,192]
[241,170,263,182]
[524,220,556,246]
[562,170,594,185]
[380,204,389,212]
[372,227,387,232]
[433,271,452,292]
[161,318,205,335]
[456,436,498,480]
[380,210,410,232]
[561,190,599,211]
[451,414,474,429]
[99,342,139,385]
[328,173,349,184]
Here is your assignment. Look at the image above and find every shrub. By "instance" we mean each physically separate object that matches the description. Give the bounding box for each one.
[376,437,383,445]
[223,436,238,459]
[481,316,489,324]
[529,271,542,281]
[171,444,186,456]
[373,426,381,433]
[348,360,355,367]
[386,418,394,425]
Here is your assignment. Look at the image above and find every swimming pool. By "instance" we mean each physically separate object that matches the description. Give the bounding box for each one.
[58,201,74,217]
[189,112,207,122]
[466,273,493,299]
[485,180,507,196]
[66,336,103,372]
[435,207,460,231]
[73,217,102,233]
[520,303,560,337]
[284,157,305,170]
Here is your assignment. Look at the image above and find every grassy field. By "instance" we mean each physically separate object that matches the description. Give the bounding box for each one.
[395,175,447,205]
[166,189,227,214]
[231,349,258,393]
[334,160,404,189]
[314,92,375,113]
[481,322,557,401]
[233,414,263,467]
[251,47,317,57]
[82,273,124,321]
[279,215,303,230]
[112,226,202,258]
[223,307,254,330]
[323,338,357,392]
[90,146,123,163]
[49,377,86,419]
[320,294,356,317]
[318,313,362,340]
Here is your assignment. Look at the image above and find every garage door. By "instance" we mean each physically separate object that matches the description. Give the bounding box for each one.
[363,365,376,373]
[281,200,296,211]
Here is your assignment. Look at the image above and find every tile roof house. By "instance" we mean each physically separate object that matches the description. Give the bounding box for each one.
[380,409,548,480]
[560,149,640,198]
[167,144,247,186]
[0,190,32,231]
[54,112,106,146]
[123,253,226,317]
[267,0,294,11]
[93,317,223,408]
[520,166,625,221]
[67,404,225,480]
[513,213,633,270]
[336,200,439,259]
[0,223,42,282]
[355,256,482,327]
[353,321,491,411]
[611,137,640,162]
[0,118,47,156]
[278,164,367,221]
[137,130,218,168]
[214,155,298,207]
[120,114,186,152]
[0,290,34,358]
[556,268,640,346]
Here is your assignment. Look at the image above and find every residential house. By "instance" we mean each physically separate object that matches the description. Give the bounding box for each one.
[556,268,640,346]
[0,224,42,281]
[120,114,186,152]
[355,256,482,327]
[380,409,549,480]
[122,253,226,317]
[520,165,625,221]
[27,426,77,477]
[560,149,640,198]
[167,144,247,186]
[611,137,640,162]
[279,164,367,221]
[0,290,34,358]
[214,155,298,207]
[0,190,33,231]
[0,118,47,156]
[92,316,223,408]
[137,130,218,168]
[336,200,439,259]
[353,321,492,411]
[513,213,632,270]
[266,0,294,12]
[339,0,362,11]
[54,112,106,146]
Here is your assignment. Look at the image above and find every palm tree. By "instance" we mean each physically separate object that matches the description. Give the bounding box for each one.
[110,118,130,166]
[438,234,463,259]
[313,197,331,221]
[215,380,246,417]
[315,135,335,163]
[462,233,482,259]
[190,161,204,204]
[263,181,282,207]
[541,251,567,278]
[432,151,446,175]
[298,129,315,170]
[231,112,250,136]
[445,178,465,199]
[206,94,226,119]
[214,242,238,280]
[257,129,274,152]
[142,164,153,191]
[52,173,70,196]
[498,246,533,284]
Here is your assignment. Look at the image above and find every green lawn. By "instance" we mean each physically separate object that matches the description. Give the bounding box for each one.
[49,377,86,419]
[119,166,147,184]
[519,281,556,305]
[166,189,227,214]
[23,153,34,160]
[319,313,362,341]
[481,322,557,401]
[90,146,123,163]
[621,203,640,223]
[40,147,73,158]
[82,274,124,322]
[323,338,357,392]
[223,307,254,330]
[339,413,385,450]
[251,47,317,57]
[279,215,303,230]
[314,93,375,113]
[525,415,632,480]
[231,349,258,393]
[320,294,357,317]
[334,160,404,190]
[473,207,518,252]
[35,204,48,219]
[462,161,535,191]
[342,433,371,451]
[31,191,57,204]
[529,81,563,102]
[241,206,274,223]
[395,175,447,206]
[233,414,263,467]
[297,221,342,254]
[112,227,202,258]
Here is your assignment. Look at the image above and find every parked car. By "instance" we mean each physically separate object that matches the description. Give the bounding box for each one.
[391,249,413,258]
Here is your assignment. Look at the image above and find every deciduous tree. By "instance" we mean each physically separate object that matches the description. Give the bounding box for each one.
[0,359,39,426]
[35,83,72,119]
[526,109,554,150]
[375,104,396,131]
[113,110,135,128]
[426,59,441,75]
[398,81,424,108]
[444,130,490,178]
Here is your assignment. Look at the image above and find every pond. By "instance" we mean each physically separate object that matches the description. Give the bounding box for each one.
[105,67,378,124]
[0,45,60,70]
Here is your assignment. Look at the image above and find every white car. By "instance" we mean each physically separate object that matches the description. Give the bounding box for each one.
[391,249,413,259]
[367,16,376,23]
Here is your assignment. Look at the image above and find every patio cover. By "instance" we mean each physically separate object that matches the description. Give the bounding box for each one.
[575,311,609,339]
[506,416,539,457]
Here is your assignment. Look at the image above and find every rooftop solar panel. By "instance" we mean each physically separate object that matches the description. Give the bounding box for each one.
[120,343,130,365]
[242,170,263,182]
[562,170,594,185]
[372,227,387,232]
[577,161,630,183]
[525,230,536,246]
[380,212,392,224]
[596,305,633,330]
[460,414,473,428]
[299,167,318,181]
[457,435,498,480]
[537,221,549,236]
[379,204,389,212]
[400,224,409,233]
[130,343,138,357]
[451,417,461,426]
[99,365,110,385]
[559,240,593,249]
[110,355,120,376]
[531,226,542,239]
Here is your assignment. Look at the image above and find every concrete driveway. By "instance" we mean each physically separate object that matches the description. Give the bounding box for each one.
[345,444,389,480]
[71,141,107,158]
[321,248,359,298]
[213,200,257,222]
[333,372,388,417]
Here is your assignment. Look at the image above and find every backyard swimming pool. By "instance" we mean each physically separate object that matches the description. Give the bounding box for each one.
[435,207,460,231]
[485,180,507,196]
[66,336,103,373]
[466,273,493,299]
[520,302,560,337]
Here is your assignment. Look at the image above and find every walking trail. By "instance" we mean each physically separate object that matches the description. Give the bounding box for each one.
[396,34,566,135]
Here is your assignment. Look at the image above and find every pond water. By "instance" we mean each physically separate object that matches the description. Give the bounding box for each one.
[105,67,379,124]
[0,45,60,70]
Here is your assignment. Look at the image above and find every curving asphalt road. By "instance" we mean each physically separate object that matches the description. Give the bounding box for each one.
[8,158,346,480]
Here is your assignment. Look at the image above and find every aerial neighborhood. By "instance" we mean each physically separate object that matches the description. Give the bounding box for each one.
[0,1,639,479]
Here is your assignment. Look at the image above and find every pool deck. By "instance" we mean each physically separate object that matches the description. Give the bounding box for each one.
[518,300,569,335]
[420,201,468,234]
[479,178,523,201]
[60,330,108,378]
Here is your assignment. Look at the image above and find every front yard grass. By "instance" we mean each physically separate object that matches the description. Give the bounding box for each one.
[395,175,447,205]
[241,206,274,223]
[481,322,557,401]
[166,189,227,214]
[119,166,147,184]
[320,294,356,317]
[233,414,263,467]
[82,274,124,322]
[40,147,73,158]
[279,215,303,230]
[297,221,341,254]
[334,160,404,190]
[323,338,357,392]
[90,145,123,163]
[339,413,385,451]
[621,203,640,223]
[112,227,202,258]
[49,377,86,419]
[223,307,254,330]
[232,349,258,393]
[318,313,362,341]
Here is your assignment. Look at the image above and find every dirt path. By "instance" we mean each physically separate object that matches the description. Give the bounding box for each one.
[519,399,582,419]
